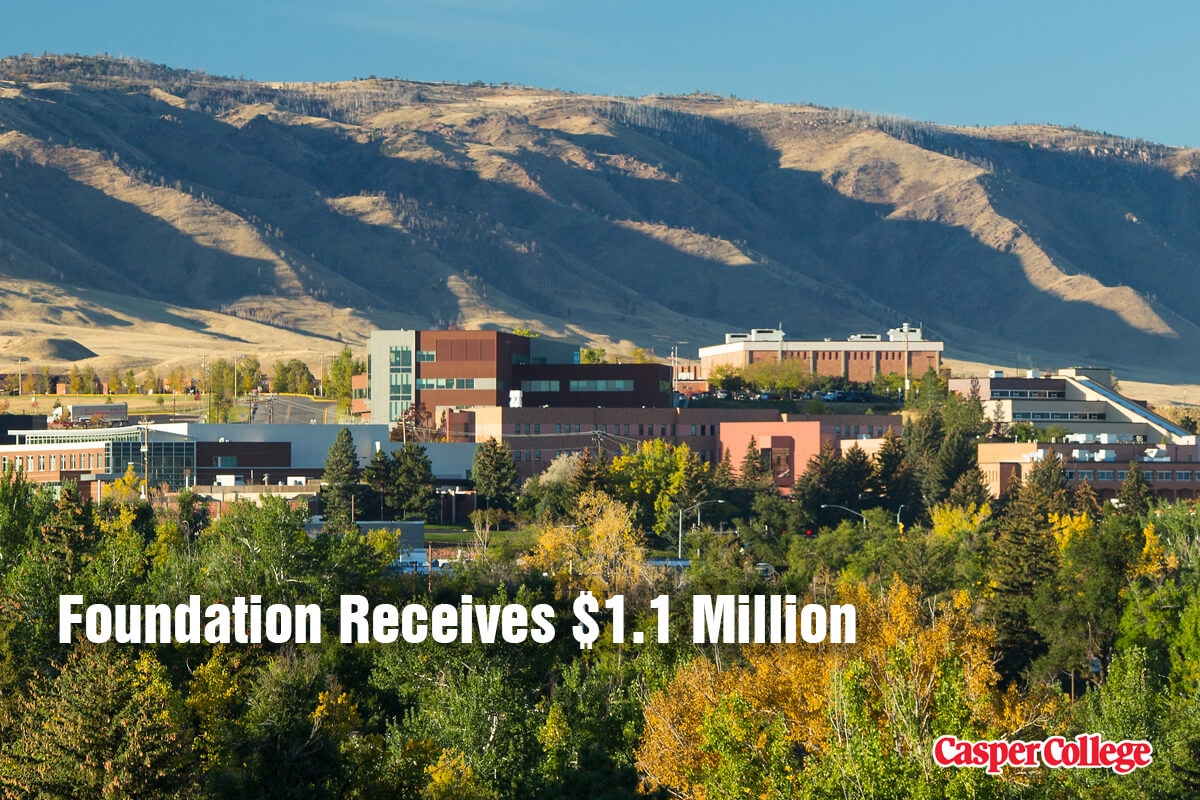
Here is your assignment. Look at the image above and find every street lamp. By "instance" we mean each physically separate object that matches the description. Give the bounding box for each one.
[678,499,726,559]
[822,503,867,529]
[896,504,905,526]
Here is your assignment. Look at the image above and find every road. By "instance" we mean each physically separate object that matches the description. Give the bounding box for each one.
[245,394,341,424]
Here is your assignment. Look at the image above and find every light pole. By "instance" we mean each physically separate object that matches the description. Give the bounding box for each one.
[896,504,905,526]
[822,503,867,529]
[678,499,726,559]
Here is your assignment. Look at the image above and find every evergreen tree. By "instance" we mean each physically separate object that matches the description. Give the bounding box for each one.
[472,437,518,511]
[1116,463,1154,518]
[869,428,918,518]
[321,427,360,532]
[362,447,395,519]
[711,449,736,491]
[946,467,990,510]
[392,442,438,521]
[570,447,611,497]
[905,409,945,505]
[793,442,847,526]
[1074,479,1104,519]
[0,645,197,798]
[987,453,1070,683]
[737,436,773,491]
[362,443,439,521]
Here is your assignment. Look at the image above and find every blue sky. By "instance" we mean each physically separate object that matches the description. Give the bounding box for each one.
[3,0,1196,146]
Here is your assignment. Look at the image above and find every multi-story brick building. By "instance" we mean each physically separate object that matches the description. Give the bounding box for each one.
[454,405,898,486]
[698,325,942,385]
[353,329,670,425]
[977,440,1200,502]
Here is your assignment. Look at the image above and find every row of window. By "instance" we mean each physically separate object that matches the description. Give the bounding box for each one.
[416,377,476,390]
[416,350,436,362]
[992,390,1066,399]
[521,380,560,392]
[833,425,889,438]
[1013,411,1105,421]
[2,452,102,473]
[1067,469,1199,482]
[510,422,720,437]
[514,449,716,464]
[568,379,634,392]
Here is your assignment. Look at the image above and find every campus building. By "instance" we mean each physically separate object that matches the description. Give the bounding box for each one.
[948,367,1193,445]
[718,415,903,493]
[353,329,671,425]
[698,325,942,384]
[977,440,1200,502]
[1,422,477,501]
[455,405,898,485]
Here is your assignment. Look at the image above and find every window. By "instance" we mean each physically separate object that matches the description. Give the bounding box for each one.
[514,449,522,461]
[574,424,580,433]
[568,379,634,392]
[691,424,697,436]
[623,424,629,435]
[700,424,707,436]
[416,350,436,362]
[1157,471,1173,481]
[525,424,531,435]
[1179,471,1194,482]
[389,346,412,368]
[1097,470,1115,481]
[1118,470,1128,481]
[670,424,676,436]
[1077,470,1093,481]
[638,424,644,436]
[514,423,521,434]
[520,380,560,392]
[70,454,76,470]
[534,450,541,461]
[533,424,540,434]
[1,457,6,472]
[660,426,667,436]
[38,455,45,471]
[555,424,561,433]
[49,455,56,471]
[835,425,841,436]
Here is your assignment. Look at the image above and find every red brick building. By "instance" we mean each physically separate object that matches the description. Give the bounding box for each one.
[699,326,943,384]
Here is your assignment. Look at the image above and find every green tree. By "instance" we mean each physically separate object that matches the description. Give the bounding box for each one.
[569,447,611,497]
[580,347,606,364]
[736,435,773,491]
[326,346,364,410]
[472,437,518,511]
[987,452,1071,683]
[367,442,438,521]
[271,358,316,394]
[321,427,361,532]
[1117,463,1154,519]
[0,645,197,799]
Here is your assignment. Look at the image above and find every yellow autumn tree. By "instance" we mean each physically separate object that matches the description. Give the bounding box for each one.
[636,580,1059,799]
[525,490,655,601]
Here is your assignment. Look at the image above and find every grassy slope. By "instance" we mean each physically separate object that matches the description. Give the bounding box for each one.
[0,57,1198,384]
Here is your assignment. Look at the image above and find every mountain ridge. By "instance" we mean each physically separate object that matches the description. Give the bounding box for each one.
[0,54,1197,381]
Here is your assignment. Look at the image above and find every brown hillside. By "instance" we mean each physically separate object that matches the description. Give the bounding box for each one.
[0,55,1198,381]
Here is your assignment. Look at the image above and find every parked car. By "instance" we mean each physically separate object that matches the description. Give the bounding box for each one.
[714,389,730,400]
